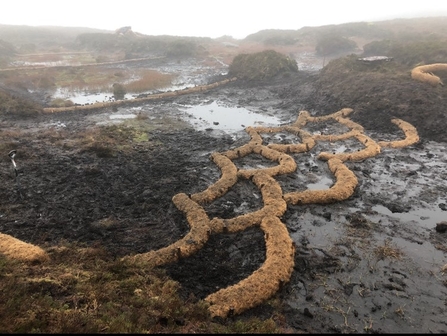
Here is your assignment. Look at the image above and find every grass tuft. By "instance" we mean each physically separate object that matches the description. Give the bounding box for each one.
[0,243,286,333]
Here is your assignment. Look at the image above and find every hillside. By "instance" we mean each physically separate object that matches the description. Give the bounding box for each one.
[2,16,447,54]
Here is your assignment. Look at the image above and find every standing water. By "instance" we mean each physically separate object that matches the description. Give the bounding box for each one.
[180,101,281,132]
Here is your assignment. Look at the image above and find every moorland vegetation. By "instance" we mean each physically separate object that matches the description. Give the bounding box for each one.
[1,18,447,333]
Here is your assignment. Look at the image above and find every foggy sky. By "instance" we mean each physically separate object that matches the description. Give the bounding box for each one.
[2,0,447,39]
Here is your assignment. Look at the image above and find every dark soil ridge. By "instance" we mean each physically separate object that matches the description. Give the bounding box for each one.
[125,108,419,319]
[1,104,420,320]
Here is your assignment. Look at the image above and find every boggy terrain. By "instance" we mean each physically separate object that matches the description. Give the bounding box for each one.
[1,56,447,333]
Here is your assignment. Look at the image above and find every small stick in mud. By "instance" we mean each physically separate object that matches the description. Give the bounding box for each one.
[8,150,23,199]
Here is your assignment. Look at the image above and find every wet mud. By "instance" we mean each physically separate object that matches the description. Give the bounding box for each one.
[1,68,447,333]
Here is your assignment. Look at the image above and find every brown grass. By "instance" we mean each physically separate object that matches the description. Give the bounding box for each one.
[15,52,97,66]
[374,239,404,261]
[2,62,175,95]
[0,243,286,333]
[0,233,48,262]
[124,70,174,93]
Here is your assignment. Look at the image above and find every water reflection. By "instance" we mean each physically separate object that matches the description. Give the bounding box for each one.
[180,101,281,132]
[306,176,333,190]
[50,59,228,105]
[52,88,133,105]
[109,114,137,120]
[372,204,446,229]
[52,82,203,105]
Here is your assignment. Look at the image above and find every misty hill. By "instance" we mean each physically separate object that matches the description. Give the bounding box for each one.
[246,16,447,44]
[0,24,111,52]
[1,16,447,54]
[2,16,447,142]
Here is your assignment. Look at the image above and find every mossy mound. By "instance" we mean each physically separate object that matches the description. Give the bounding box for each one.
[228,49,298,81]
[0,90,43,117]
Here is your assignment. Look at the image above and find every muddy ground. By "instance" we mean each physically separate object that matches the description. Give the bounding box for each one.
[1,64,447,333]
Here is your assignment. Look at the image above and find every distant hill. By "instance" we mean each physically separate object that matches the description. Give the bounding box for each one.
[2,17,447,54]
[0,24,112,50]
[0,39,16,57]
[245,16,447,46]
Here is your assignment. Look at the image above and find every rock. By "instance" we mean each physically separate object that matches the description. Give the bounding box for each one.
[435,221,447,233]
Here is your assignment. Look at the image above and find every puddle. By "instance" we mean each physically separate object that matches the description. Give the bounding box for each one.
[10,60,68,67]
[51,83,213,105]
[371,204,446,230]
[49,59,228,105]
[294,51,324,71]
[333,144,347,153]
[306,176,333,190]
[109,114,137,120]
[86,109,140,126]
[180,101,281,132]
[289,208,343,249]
[390,235,447,266]
[52,88,134,105]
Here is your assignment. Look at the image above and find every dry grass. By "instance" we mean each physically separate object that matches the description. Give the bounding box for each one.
[0,244,204,333]
[2,60,175,95]
[124,70,174,93]
[15,52,98,66]
[0,244,286,333]
[373,239,404,261]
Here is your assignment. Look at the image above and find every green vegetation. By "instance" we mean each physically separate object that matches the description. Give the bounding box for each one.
[112,83,126,100]
[165,39,199,58]
[320,37,447,87]
[75,124,146,158]
[364,38,447,66]
[362,39,393,56]
[0,39,17,57]
[315,33,357,56]
[0,39,16,67]
[228,49,298,81]
[75,32,209,59]
[244,29,300,46]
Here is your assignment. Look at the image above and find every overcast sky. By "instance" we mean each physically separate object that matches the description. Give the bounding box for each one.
[2,0,447,39]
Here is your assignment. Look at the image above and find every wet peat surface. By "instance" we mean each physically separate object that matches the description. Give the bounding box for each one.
[1,69,447,333]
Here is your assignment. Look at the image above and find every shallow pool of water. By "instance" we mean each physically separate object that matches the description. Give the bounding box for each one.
[49,59,228,106]
[180,101,281,132]
[109,114,137,120]
[51,83,197,105]
[371,204,446,230]
[52,88,130,105]
[306,176,333,190]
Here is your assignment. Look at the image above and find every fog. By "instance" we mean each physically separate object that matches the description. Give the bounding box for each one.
[2,0,447,39]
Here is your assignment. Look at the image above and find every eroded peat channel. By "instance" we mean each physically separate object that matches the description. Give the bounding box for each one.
[2,63,447,333]
[122,106,420,320]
